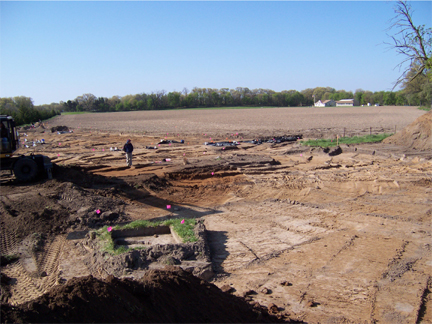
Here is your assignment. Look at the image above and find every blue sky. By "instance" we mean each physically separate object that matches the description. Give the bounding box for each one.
[1,1,431,105]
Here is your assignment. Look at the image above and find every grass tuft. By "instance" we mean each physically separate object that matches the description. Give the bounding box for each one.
[61,111,91,115]
[301,133,393,148]
[418,106,431,111]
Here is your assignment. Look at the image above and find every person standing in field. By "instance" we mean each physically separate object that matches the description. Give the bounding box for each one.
[123,139,134,167]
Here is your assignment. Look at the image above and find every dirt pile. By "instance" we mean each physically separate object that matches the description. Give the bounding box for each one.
[383,110,431,151]
[0,169,129,240]
[50,125,70,133]
[1,267,291,323]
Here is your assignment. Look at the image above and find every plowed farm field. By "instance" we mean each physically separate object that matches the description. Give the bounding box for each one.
[46,106,425,139]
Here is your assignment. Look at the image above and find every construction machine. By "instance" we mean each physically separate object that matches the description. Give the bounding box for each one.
[0,115,52,182]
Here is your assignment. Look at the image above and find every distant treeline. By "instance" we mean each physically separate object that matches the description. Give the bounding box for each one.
[0,85,429,125]
[61,87,427,112]
[0,97,60,126]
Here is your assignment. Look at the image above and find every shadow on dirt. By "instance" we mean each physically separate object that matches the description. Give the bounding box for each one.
[207,230,229,275]
[53,164,223,221]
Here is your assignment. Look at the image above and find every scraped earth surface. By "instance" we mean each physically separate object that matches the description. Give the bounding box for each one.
[1,107,431,323]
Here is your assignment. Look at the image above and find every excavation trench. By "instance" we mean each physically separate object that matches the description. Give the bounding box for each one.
[80,222,214,282]
[111,226,181,248]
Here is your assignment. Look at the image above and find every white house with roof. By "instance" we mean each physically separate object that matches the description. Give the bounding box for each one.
[336,99,359,106]
[314,99,336,107]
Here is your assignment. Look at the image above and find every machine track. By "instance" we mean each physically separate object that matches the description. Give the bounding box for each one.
[2,235,66,305]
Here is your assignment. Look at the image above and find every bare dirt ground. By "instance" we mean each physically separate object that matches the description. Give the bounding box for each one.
[1,106,431,323]
[46,106,426,138]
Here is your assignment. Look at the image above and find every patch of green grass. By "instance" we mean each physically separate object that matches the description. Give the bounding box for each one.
[120,220,161,230]
[418,106,431,111]
[164,106,279,111]
[1,253,19,262]
[95,218,198,255]
[301,133,393,148]
[169,219,197,243]
[61,111,91,115]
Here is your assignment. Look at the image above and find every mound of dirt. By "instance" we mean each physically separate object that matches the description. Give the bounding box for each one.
[51,125,70,133]
[1,268,289,323]
[383,110,431,151]
[0,165,130,244]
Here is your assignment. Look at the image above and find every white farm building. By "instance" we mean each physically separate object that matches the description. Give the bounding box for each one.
[336,99,359,106]
[314,99,336,107]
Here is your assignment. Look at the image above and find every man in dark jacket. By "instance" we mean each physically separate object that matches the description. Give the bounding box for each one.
[123,139,134,167]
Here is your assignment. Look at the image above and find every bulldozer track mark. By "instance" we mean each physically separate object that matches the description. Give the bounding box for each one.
[2,236,66,305]
[2,263,45,306]
[0,227,17,256]
[37,236,65,291]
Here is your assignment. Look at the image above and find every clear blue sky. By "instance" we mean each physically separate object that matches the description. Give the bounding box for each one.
[1,1,431,105]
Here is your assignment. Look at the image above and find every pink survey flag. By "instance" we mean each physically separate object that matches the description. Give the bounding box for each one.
[181,219,185,224]
[211,172,214,175]
[167,205,171,209]
[107,226,113,232]
[96,209,101,214]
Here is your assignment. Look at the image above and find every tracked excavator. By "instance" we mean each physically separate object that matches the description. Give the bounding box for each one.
[0,115,52,182]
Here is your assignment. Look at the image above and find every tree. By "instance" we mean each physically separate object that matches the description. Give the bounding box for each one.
[387,1,431,89]
[354,89,365,105]
[300,88,314,106]
[361,91,374,105]
[167,91,181,108]
[75,93,97,111]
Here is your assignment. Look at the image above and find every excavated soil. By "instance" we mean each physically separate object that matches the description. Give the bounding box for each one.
[383,110,432,151]
[1,108,431,323]
[1,268,285,323]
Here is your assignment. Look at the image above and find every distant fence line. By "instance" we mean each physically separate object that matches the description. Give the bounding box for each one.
[300,125,398,139]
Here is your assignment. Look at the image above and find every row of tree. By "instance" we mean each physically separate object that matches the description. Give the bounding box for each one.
[0,97,60,126]
[59,84,429,113]
[1,80,428,126]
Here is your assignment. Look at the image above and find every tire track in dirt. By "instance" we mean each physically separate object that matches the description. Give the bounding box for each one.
[37,236,66,293]
[0,227,17,256]
[2,263,44,306]
[2,236,66,305]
